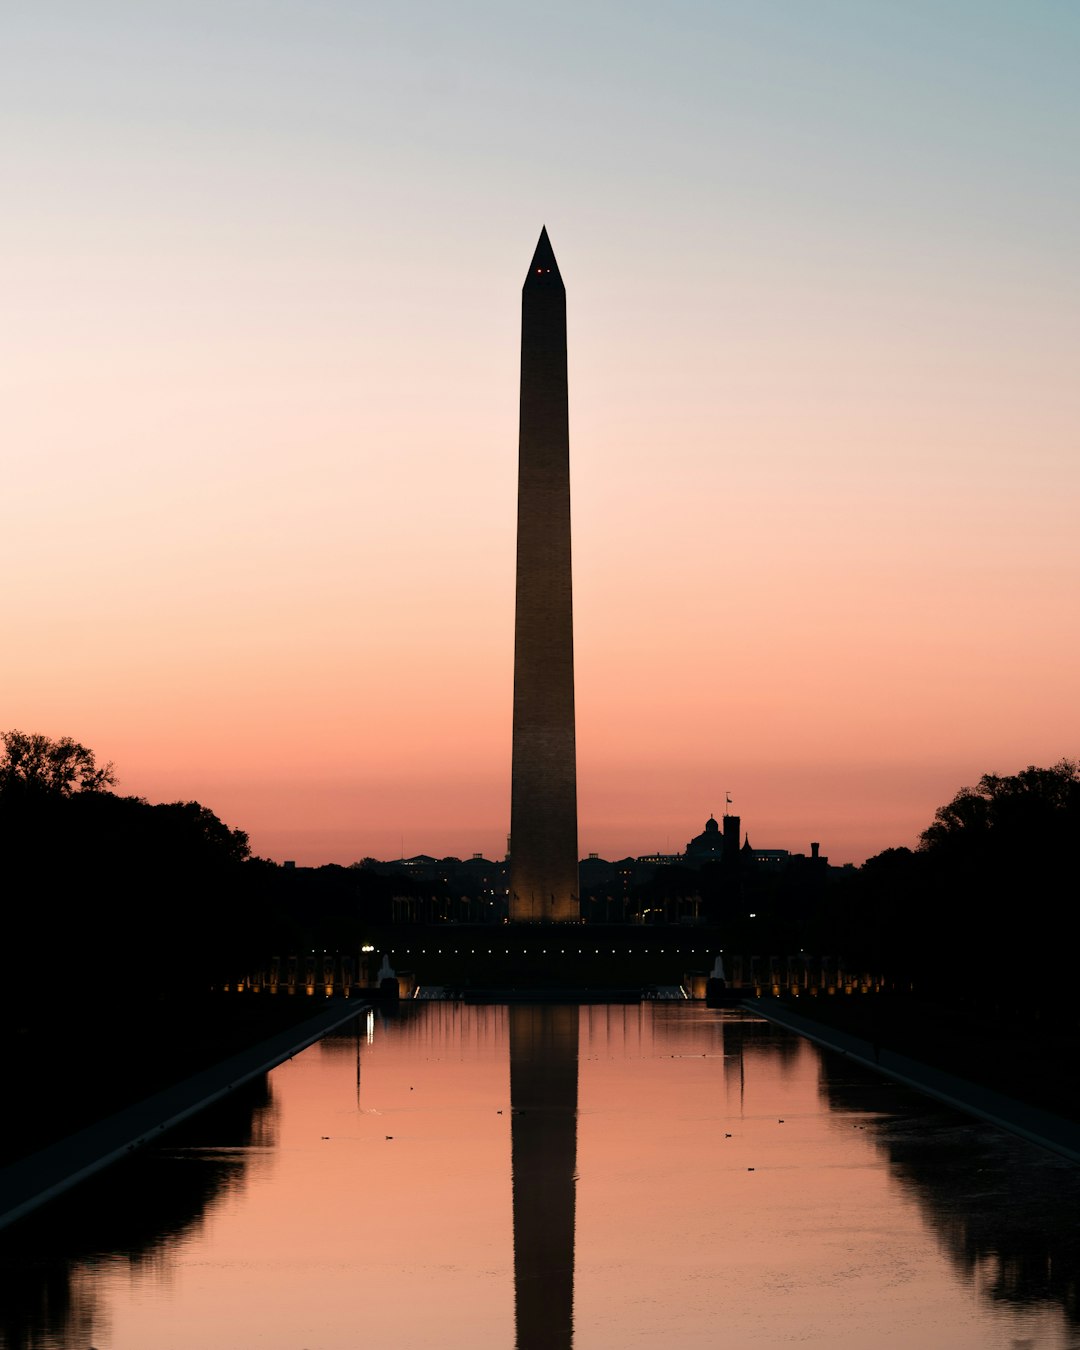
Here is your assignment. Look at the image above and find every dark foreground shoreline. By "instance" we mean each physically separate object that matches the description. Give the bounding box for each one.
[1,991,364,1166]
[0,997,365,1231]
[747,997,1080,1164]
[754,992,1080,1126]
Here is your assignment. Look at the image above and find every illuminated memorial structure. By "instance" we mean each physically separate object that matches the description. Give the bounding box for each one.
[509,228,579,922]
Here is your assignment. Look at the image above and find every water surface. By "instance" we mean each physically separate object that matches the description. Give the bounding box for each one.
[3,1004,1078,1349]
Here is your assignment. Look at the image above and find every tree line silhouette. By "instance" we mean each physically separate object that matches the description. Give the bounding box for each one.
[0,731,421,1010]
[2,731,1077,1019]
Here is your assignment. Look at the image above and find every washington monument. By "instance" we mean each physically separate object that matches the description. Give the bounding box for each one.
[509,227,579,922]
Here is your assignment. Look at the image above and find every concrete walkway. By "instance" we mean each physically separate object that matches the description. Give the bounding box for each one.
[0,998,367,1232]
[744,998,1080,1165]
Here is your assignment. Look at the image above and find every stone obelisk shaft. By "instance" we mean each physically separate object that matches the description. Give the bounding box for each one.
[510,228,579,922]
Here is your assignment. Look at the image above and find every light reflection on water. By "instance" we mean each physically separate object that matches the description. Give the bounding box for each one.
[2,1005,1078,1350]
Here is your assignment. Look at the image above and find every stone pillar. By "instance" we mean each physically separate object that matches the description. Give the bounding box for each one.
[510,227,579,922]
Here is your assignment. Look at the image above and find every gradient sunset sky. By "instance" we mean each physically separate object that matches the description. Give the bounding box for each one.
[5,1,1078,865]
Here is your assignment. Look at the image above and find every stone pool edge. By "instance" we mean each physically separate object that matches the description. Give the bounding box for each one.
[0,998,367,1232]
[743,999,1080,1165]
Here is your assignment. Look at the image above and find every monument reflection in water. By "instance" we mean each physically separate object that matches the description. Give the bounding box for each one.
[3,1003,1080,1350]
[509,1005,578,1349]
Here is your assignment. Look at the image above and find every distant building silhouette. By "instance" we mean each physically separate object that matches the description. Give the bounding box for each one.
[351,812,842,924]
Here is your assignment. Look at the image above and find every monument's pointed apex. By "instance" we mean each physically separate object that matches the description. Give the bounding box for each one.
[524,226,563,288]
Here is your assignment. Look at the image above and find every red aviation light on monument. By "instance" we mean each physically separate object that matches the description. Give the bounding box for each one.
[523,226,563,288]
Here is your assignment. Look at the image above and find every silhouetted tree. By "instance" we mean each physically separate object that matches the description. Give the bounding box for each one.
[0,730,115,796]
[849,761,1080,1015]
[919,760,1080,859]
[0,733,258,1001]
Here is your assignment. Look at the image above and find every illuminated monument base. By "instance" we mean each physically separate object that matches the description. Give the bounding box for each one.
[509,228,580,923]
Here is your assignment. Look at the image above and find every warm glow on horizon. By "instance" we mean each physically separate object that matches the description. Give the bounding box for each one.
[4,3,1078,866]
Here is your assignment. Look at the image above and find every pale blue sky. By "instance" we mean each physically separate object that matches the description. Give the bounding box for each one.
[4,1,1079,863]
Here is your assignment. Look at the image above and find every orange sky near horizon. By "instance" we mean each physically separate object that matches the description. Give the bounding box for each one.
[3,2,1078,866]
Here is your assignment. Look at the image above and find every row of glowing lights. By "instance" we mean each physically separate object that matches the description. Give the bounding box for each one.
[236,977,877,992]
[386,950,718,961]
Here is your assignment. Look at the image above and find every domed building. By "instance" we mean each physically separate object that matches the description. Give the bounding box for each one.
[684,814,727,864]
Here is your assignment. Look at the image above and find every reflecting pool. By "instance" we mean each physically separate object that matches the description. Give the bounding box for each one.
[3,1004,1078,1349]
